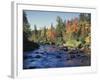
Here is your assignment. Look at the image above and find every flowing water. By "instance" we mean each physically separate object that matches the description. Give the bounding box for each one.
[23,45,90,69]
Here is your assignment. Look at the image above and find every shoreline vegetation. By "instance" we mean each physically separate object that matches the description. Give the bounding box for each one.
[23,11,91,54]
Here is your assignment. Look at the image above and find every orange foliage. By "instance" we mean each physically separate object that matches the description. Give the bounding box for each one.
[47,28,56,41]
[66,20,71,33]
[66,18,78,33]
[73,18,78,32]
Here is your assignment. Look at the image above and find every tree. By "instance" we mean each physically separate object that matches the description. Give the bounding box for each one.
[46,24,56,44]
[66,20,71,33]
[73,18,78,32]
[34,25,38,35]
[23,11,39,51]
[79,13,91,40]
[31,25,38,42]
[56,16,64,37]
[41,26,47,43]
[56,16,65,45]
[23,11,31,38]
[79,13,91,23]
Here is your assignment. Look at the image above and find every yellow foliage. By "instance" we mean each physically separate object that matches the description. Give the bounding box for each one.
[85,36,91,43]
[46,27,56,42]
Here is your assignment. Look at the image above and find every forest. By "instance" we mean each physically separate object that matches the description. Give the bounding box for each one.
[23,11,91,69]
[23,11,91,54]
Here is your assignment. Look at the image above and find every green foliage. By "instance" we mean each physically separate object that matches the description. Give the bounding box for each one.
[23,11,39,51]
[23,11,31,38]
[65,13,91,49]
[55,16,66,45]
[66,39,81,48]
[56,16,65,37]
[23,12,91,52]
[41,26,47,41]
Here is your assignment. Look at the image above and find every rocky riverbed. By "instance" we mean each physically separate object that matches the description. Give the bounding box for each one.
[23,45,90,69]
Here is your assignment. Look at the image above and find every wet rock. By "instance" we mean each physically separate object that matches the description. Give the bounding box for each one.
[68,51,75,54]
[59,46,68,51]
[77,54,81,57]
[58,52,62,54]
[56,55,62,58]
[30,59,36,62]
[35,52,39,54]
[41,52,45,54]
[70,55,76,59]
[68,49,81,54]
[66,58,71,60]
[35,51,45,54]
[44,51,47,54]
[35,55,42,58]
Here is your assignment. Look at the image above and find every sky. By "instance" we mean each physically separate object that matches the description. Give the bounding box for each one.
[24,10,80,30]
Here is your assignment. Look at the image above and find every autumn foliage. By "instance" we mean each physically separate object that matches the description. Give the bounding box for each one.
[46,27,56,42]
[24,11,91,52]
[66,18,78,33]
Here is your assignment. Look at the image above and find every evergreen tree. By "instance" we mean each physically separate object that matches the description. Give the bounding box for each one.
[23,11,31,38]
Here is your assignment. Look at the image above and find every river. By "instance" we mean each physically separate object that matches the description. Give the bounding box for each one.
[23,45,90,69]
